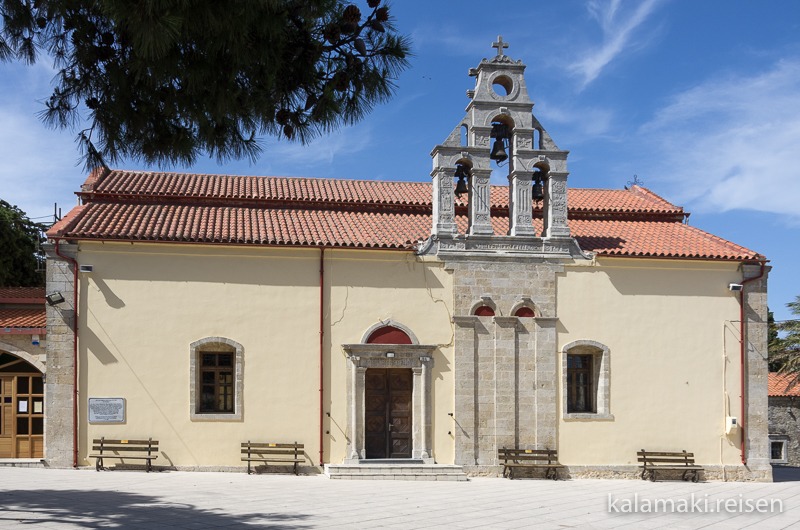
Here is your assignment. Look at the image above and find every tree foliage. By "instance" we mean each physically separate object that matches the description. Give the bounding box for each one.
[770,296,800,377]
[0,200,46,287]
[0,0,410,169]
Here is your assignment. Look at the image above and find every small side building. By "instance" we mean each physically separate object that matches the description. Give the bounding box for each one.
[768,372,800,467]
[0,287,47,459]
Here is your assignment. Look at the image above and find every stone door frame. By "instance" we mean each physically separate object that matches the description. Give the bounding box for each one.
[342,344,436,463]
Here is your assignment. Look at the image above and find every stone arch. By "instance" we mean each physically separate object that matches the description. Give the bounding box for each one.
[470,297,497,317]
[0,340,45,374]
[485,112,514,129]
[510,298,537,318]
[361,320,419,345]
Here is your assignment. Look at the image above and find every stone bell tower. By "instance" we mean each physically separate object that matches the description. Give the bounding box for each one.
[420,38,587,472]
[423,36,578,256]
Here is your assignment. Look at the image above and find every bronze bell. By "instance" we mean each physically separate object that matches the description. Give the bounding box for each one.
[532,179,544,202]
[490,138,508,162]
[454,165,469,197]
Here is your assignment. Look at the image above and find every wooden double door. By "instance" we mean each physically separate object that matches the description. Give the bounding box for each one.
[0,372,44,459]
[365,368,412,459]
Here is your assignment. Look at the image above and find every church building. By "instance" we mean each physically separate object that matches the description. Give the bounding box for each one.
[41,39,771,480]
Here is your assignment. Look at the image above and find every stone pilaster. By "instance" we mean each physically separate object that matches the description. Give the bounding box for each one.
[468,169,493,236]
[533,318,558,449]
[43,242,77,468]
[431,168,457,238]
[493,317,518,450]
[544,172,570,238]
[743,263,772,480]
[508,171,536,236]
[453,316,479,466]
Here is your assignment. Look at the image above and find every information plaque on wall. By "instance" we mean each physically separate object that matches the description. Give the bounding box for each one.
[88,398,126,423]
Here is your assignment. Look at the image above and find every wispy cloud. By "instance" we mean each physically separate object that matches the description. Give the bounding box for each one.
[640,59,800,221]
[570,0,664,88]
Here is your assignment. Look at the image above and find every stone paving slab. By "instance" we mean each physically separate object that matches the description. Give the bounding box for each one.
[0,468,798,529]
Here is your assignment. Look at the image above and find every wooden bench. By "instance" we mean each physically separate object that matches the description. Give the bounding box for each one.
[89,437,158,472]
[498,448,564,480]
[241,441,304,475]
[637,449,702,482]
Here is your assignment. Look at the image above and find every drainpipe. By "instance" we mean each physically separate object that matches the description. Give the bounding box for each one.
[54,238,79,468]
[738,260,766,466]
[319,247,325,466]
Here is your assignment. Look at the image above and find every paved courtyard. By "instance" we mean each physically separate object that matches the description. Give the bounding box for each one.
[0,467,799,529]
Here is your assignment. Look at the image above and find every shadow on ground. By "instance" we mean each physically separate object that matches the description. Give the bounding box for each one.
[0,489,312,529]
[772,466,800,482]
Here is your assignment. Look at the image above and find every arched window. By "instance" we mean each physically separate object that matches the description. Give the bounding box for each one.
[366,326,413,345]
[514,307,535,318]
[562,340,612,420]
[190,337,244,421]
[473,306,495,317]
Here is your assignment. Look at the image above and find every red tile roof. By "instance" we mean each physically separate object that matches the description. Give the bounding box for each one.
[769,372,800,397]
[0,287,45,304]
[0,308,45,329]
[0,289,45,333]
[48,169,763,261]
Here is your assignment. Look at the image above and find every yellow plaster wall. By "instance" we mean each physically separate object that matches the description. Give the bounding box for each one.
[557,258,745,466]
[76,243,453,468]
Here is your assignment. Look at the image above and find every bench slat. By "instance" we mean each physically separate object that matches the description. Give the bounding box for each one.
[639,457,694,464]
[93,439,156,445]
[92,446,158,452]
[242,447,303,455]
[637,451,694,457]
[241,443,303,449]
[88,454,158,460]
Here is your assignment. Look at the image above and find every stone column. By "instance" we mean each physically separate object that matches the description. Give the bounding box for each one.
[347,365,366,462]
[468,169,493,236]
[508,171,536,236]
[412,366,425,460]
[431,168,457,238]
[544,172,570,238]
[44,243,77,468]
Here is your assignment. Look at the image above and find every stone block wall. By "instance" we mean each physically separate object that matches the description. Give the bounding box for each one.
[768,397,800,467]
[43,243,77,468]
[743,263,772,479]
[450,258,563,471]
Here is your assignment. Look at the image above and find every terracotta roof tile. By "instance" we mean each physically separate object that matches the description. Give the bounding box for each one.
[0,287,44,302]
[769,372,800,397]
[0,308,45,329]
[48,170,762,261]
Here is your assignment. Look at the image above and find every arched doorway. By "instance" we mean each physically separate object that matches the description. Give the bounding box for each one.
[0,353,44,458]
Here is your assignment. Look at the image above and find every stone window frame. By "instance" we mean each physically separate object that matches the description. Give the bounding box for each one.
[769,434,789,464]
[561,340,613,421]
[190,337,244,422]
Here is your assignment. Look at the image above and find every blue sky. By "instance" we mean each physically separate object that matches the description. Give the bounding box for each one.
[1,0,799,321]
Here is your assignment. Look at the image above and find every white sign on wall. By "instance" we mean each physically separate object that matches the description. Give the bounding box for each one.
[88,398,126,423]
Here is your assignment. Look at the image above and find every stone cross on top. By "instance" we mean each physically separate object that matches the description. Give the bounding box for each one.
[492,35,509,56]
